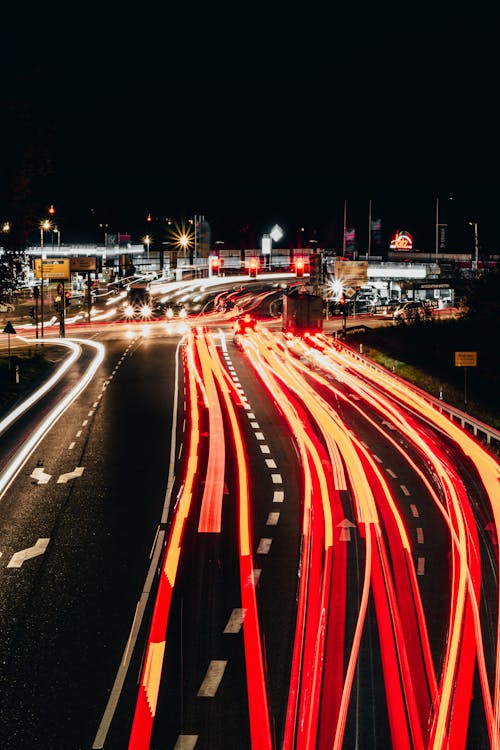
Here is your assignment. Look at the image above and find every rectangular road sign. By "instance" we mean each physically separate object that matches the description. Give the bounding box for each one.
[34,258,70,280]
[70,257,97,271]
[454,351,477,367]
[334,260,368,287]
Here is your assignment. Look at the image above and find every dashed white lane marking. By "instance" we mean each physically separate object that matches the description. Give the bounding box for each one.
[88,410,94,417]
[7,538,50,568]
[253,569,262,584]
[174,736,198,750]
[76,430,82,437]
[271,474,282,484]
[373,454,382,463]
[82,419,88,426]
[92,402,98,408]
[223,608,247,633]
[250,421,260,428]
[386,468,397,478]
[410,504,419,517]
[257,538,273,554]
[197,660,227,697]
[265,459,277,469]
[243,403,251,410]
[255,432,265,441]
[273,490,284,503]
[266,512,280,526]
[68,442,75,450]
[417,557,425,575]
[401,485,411,496]
[57,466,84,484]
[31,467,51,484]
[247,412,255,419]
[416,527,424,544]
[260,445,271,454]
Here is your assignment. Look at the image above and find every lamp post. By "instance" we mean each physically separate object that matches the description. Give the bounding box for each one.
[39,219,51,342]
[143,235,152,269]
[469,221,479,276]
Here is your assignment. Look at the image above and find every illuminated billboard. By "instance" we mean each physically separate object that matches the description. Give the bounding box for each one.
[390,230,414,250]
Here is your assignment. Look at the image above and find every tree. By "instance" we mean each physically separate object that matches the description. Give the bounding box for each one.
[460,269,500,324]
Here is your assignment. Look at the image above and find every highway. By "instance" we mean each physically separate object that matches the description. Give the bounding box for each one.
[0,283,498,749]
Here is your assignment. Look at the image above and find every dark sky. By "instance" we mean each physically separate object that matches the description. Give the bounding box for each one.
[2,7,499,251]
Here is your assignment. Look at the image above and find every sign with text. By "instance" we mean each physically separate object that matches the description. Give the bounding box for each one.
[454,351,477,367]
[34,258,70,280]
[334,260,368,288]
[70,257,97,271]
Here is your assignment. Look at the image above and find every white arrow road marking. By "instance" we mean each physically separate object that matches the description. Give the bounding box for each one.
[338,518,356,542]
[31,467,51,484]
[7,538,50,568]
[57,466,84,484]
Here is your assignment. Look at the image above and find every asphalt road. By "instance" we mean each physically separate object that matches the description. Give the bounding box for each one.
[0,319,497,749]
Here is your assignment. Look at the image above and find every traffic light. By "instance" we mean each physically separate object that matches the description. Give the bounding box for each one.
[339,294,347,317]
[249,258,258,278]
[210,256,220,276]
[64,290,72,308]
[295,256,304,277]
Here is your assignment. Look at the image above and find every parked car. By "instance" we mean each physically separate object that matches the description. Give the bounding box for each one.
[393,300,426,322]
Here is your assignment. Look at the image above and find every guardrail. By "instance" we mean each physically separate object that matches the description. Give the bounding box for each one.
[341,340,500,450]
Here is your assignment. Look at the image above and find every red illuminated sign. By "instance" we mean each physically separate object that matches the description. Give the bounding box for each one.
[390,230,414,250]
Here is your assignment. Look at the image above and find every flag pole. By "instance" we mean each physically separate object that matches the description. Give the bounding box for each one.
[342,199,347,255]
[368,199,372,258]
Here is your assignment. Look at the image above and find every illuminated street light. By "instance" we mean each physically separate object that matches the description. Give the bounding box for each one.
[143,234,152,261]
[39,219,52,342]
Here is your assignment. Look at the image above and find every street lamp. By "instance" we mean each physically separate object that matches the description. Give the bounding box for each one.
[39,219,51,342]
[469,221,479,276]
[143,235,152,266]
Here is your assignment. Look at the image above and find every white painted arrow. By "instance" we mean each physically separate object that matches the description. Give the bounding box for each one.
[57,466,84,484]
[337,518,356,542]
[7,538,50,568]
[31,467,51,484]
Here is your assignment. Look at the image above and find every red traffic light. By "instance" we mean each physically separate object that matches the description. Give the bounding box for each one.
[210,256,220,275]
[295,257,304,277]
[249,258,258,277]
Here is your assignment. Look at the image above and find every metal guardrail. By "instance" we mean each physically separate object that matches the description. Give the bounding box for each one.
[341,341,500,449]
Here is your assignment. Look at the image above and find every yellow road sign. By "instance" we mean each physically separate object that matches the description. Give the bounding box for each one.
[454,351,477,367]
[34,258,70,280]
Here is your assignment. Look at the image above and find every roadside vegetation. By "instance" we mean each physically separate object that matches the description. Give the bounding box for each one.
[0,347,57,416]
[348,270,500,431]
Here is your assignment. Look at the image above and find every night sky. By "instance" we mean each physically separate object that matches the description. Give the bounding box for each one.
[2,7,499,252]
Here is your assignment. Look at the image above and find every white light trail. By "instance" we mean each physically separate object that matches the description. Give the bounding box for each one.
[0,339,105,500]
